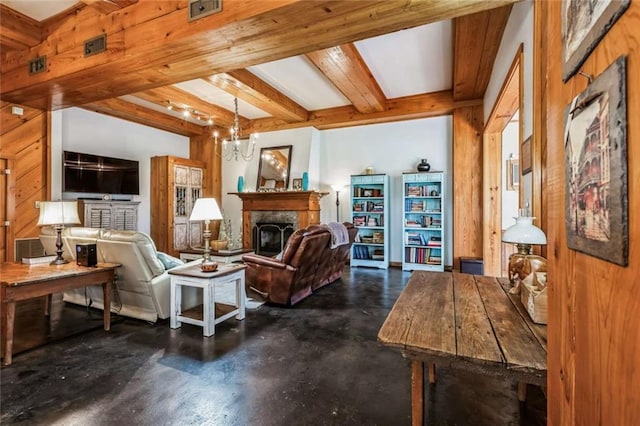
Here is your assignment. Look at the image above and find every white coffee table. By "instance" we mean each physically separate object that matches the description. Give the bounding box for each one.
[168,263,246,337]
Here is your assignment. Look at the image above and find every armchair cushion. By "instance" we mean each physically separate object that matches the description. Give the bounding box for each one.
[157,251,184,270]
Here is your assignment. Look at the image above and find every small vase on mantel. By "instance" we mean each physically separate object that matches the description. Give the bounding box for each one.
[302,172,309,191]
[237,176,245,192]
[417,159,431,172]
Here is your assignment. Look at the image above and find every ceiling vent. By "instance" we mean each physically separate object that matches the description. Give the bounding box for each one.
[188,0,222,21]
[84,34,107,57]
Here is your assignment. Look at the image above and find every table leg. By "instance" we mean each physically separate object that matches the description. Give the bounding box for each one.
[44,294,52,317]
[203,281,214,337]
[518,382,527,402]
[428,363,436,384]
[1,301,16,366]
[170,280,181,329]
[236,274,246,321]
[102,280,111,331]
[411,360,424,426]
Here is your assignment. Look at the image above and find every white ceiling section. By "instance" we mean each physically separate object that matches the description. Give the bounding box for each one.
[0,0,77,21]
[355,21,453,98]
[248,57,350,110]
[174,80,270,120]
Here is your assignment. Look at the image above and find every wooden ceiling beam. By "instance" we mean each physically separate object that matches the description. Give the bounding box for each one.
[0,4,42,51]
[0,0,519,110]
[81,97,204,137]
[207,70,308,122]
[132,85,241,128]
[306,43,386,113]
[452,5,512,101]
[248,90,482,133]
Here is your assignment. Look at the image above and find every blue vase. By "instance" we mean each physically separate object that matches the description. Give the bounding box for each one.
[301,172,309,191]
[237,176,244,192]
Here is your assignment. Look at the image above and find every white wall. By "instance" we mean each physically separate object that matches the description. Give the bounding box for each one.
[484,0,534,210]
[51,108,189,234]
[221,127,320,245]
[318,117,453,264]
[502,117,519,229]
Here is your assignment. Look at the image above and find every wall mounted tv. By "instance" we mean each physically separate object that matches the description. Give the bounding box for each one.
[63,151,140,195]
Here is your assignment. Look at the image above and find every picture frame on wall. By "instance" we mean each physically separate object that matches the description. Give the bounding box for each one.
[521,136,532,175]
[292,178,302,191]
[562,0,630,82]
[564,55,628,266]
[507,158,519,191]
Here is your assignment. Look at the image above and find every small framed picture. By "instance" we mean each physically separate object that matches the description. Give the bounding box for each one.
[292,178,302,190]
[521,136,532,175]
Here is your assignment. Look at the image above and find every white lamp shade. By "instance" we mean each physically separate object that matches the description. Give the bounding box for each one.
[502,216,547,245]
[37,201,81,226]
[330,184,344,192]
[189,198,223,221]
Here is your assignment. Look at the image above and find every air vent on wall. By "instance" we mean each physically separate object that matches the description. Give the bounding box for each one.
[28,56,46,75]
[188,0,222,21]
[85,34,107,57]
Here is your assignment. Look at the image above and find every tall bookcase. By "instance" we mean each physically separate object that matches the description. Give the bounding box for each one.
[402,172,445,271]
[350,174,390,269]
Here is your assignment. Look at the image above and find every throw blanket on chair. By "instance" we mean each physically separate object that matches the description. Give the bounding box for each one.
[326,222,349,249]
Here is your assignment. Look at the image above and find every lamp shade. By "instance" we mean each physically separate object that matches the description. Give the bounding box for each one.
[189,198,223,221]
[330,184,344,192]
[502,216,547,245]
[37,201,81,226]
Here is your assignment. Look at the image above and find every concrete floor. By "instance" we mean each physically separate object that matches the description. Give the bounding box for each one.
[1,267,546,425]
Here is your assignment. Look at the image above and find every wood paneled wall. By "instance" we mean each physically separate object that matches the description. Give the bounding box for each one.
[0,102,48,260]
[189,133,221,237]
[536,1,640,424]
[452,106,483,270]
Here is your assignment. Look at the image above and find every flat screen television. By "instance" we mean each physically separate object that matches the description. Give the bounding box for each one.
[63,151,140,195]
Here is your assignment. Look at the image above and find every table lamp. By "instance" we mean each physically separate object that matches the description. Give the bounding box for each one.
[189,198,223,271]
[330,184,344,222]
[502,210,547,284]
[37,201,81,265]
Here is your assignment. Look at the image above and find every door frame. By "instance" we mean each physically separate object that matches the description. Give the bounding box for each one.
[482,45,524,277]
[0,156,16,262]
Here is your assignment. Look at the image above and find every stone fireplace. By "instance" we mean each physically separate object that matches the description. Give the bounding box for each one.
[231,191,327,250]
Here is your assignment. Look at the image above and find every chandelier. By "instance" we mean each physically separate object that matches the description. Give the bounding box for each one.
[214,97,258,161]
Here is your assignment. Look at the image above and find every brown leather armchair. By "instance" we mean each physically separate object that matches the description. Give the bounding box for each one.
[242,223,357,305]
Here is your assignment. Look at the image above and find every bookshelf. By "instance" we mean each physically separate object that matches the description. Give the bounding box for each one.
[402,172,445,271]
[350,174,390,269]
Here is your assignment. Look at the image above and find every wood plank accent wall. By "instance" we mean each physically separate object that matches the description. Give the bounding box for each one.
[536,1,640,424]
[452,106,483,270]
[0,102,48,260]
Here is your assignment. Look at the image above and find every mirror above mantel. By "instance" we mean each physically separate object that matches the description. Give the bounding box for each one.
[257,145,292,190]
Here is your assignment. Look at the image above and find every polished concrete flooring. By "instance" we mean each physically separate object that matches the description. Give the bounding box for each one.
[1,267,546,425]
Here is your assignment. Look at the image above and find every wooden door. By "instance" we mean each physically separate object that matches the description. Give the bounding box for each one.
[0,158,16,262]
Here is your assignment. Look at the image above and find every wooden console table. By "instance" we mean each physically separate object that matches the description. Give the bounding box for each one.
[378,271,547,426]
[1,262,119,366]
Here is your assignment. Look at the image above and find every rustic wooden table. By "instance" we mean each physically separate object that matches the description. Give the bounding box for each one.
[1,262,120,366]
[378,271,547,426]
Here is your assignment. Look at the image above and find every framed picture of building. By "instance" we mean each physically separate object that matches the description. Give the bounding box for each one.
[562,0,630,82]
[564,56,628,265]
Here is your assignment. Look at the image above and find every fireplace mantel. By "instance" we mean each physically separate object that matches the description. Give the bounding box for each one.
[230,191,328,249]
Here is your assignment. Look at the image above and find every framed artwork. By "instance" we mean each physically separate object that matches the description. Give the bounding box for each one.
[562,0,630,82]
[507,158,519,191]
[564,56,628,265]
[521,136,532,175]
[292,178,302,191]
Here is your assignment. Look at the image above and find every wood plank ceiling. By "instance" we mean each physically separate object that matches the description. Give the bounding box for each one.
[0,0,514,136]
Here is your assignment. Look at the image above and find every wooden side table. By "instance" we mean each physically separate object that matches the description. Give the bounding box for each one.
[168,263,247,337]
